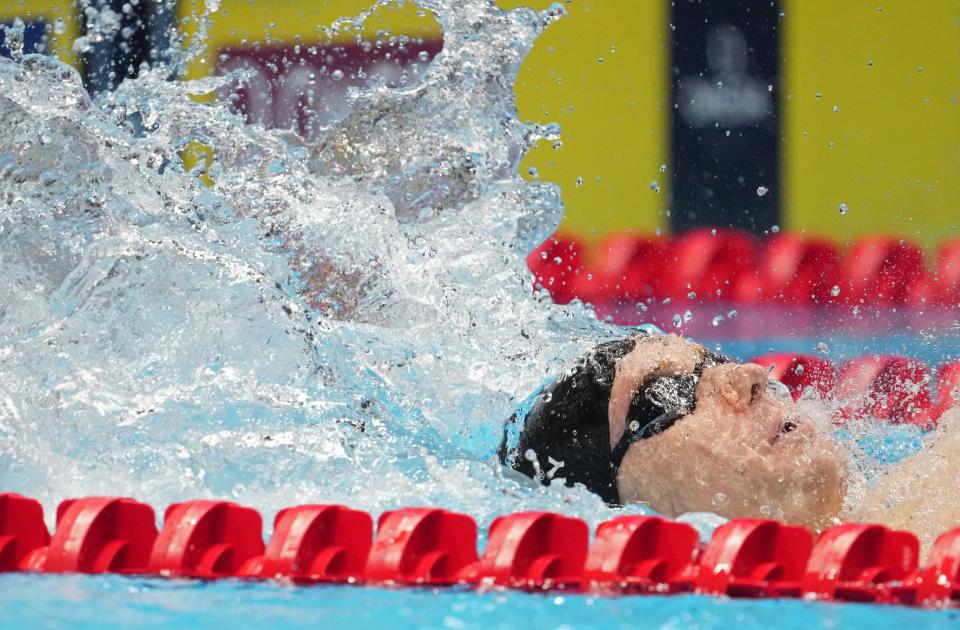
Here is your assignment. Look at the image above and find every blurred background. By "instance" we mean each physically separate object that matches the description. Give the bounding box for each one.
[2,0,959,327]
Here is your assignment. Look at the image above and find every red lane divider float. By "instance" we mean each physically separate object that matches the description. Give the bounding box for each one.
[932,360,960,422]
[696,519,813,599]
[39,497,157,574]
[913,528,960,606]
[527,235,586,305]
[839,236,927,306]
[527,229,960,310]
[582,234,666,306]
[801,524,919,604]
[582,515,698,593]
[932,240,960,306]
[660,228,758,301]
[745,353,960,427]
[836,355,933,427]
[459,512,588,589]
[149,500,264,578]
[0,493,49,572]
[756,233,843,305]
[366,508,476,585]
[239,504,372,582]
[5,493,960,609]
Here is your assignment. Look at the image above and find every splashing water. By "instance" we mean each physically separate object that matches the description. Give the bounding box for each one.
[0,0,644,532]
[0,0,939,548]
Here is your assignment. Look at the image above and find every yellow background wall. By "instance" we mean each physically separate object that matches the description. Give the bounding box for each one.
[1,0,80,67]
[502,0,668,245]
[782,0,960,249]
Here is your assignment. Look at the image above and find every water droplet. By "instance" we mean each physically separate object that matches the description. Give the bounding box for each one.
[726,310,738,319]
[418,50,430,61]
[575,176,583,188]
[672,314,683,327]
[659,164,667,173]
[815,92,822,99]
[527,166,539,179]
[331,69,345,81]
[650,180,660,193]
[817,342,831,355]
[687,291,696,299]
[5,18,25,62]
[757,186,769,197]
[712,315,725,326]
[867,59,874,67]
[596,57,604,63]
[833,105,840,113]
[771,225,780,233]
[838,203,848,215]
[830,285,841,297]
[795,364,805,374]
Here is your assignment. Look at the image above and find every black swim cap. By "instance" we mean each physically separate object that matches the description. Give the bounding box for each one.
[498,335,728,505]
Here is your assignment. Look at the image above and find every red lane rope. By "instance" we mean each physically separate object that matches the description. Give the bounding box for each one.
[1,493,959,608]
[528,229,960,308]
[752,352,954,428]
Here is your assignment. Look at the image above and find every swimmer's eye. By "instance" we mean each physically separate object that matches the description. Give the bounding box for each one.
[780,420,799,434]
[767,379,792,401]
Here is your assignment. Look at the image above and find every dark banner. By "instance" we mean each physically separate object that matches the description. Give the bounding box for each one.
[0,20,47,58]
[670,0,781,234]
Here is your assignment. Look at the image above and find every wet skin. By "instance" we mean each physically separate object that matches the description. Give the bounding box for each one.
[608,334,847,530]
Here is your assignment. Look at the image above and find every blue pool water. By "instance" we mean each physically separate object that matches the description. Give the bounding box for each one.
[2,331,950,628]
[2,573,960,629]
[0,331,949,628]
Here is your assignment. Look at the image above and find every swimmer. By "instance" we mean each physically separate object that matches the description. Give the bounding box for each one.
[499,327,960,545]
[499,328,847,529]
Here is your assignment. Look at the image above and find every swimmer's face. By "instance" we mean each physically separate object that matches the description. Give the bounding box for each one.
[616,362,847,529]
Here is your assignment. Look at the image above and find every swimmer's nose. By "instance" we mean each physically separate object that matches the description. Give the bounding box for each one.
[720,363,769,412]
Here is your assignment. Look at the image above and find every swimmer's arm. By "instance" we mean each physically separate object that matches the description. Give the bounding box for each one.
[847,407,960,552]
[607,333,704,449]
